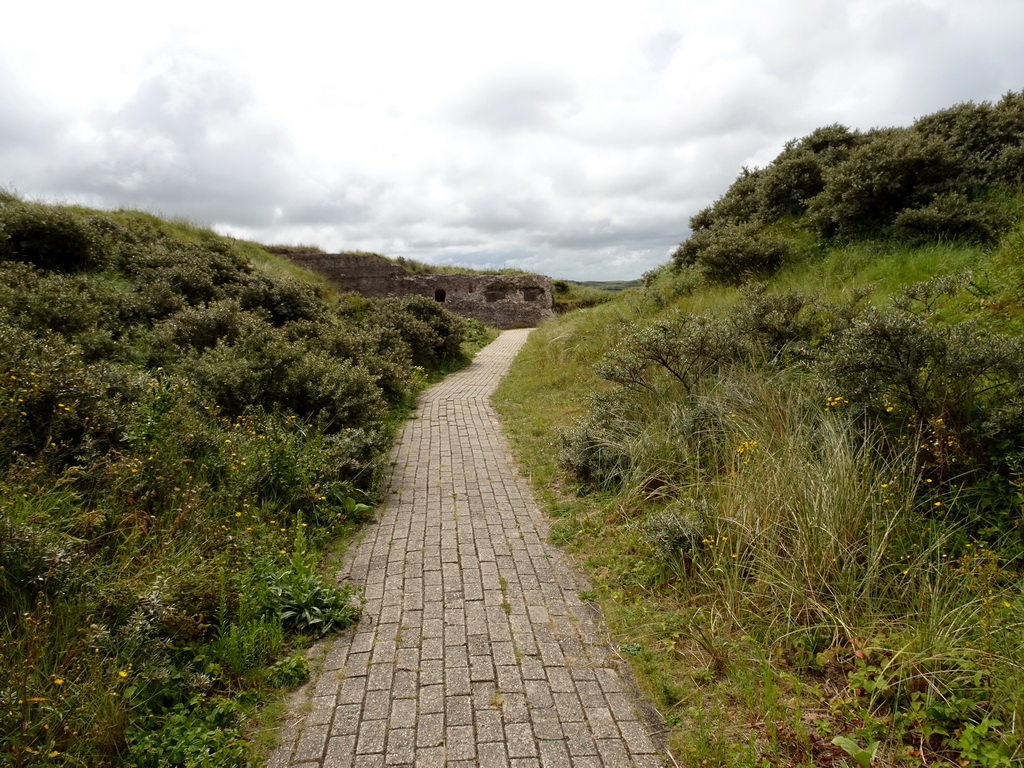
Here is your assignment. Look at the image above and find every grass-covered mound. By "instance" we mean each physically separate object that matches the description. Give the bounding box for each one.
[0,195,487,766]
[677,92,1024,285]
[496,95,1024,767]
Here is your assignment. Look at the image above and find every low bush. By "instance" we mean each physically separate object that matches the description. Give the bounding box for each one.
[807,127,963,241]
[675,221,799,286]
[0,202,106,272]
[892,190,1016,244]
[367,294,466,368]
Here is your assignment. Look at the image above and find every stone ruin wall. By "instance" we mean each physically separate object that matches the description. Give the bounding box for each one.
[284,252,556,329]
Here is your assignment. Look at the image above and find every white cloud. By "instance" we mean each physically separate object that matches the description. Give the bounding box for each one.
[2,0,1023,279]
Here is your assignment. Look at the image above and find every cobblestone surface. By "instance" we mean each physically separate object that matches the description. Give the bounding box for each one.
[267,330,665,767]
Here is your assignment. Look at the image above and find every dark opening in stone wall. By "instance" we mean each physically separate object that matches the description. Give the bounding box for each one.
[521,287,544,302]
[484,283,508,302]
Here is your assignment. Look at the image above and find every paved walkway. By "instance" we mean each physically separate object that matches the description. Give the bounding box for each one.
[267,329,665,768]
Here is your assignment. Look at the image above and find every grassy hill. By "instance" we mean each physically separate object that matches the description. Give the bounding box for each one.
[496,93,1024,767]
[0,196,492,766]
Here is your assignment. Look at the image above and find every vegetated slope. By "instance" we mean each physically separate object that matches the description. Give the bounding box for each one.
[496,93,1024,767]
[385,253,528,275]
[0,196,486,767]
[550,279,623,313]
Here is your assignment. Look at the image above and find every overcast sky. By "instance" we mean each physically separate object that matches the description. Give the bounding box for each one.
[2,0,1023,279]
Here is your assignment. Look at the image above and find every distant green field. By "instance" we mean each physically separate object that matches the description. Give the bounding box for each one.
[567,279,644,292]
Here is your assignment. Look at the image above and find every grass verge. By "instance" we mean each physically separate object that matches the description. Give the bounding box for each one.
[495,248,1024,767]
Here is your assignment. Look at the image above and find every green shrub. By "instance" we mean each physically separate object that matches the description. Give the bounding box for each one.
[596,311,751,393]
[289,316,413,405]
[807,127,963,241]
[125,698,245,768]
[151,299,266,355]
[180,324,386,430]
[635,502,709,564]
[558,390,641,488]
[756,149,825,220]
[689,167,764,231]
[119,239,251,308]
[209,617,285,679]
[227,272,325,325]
[892,190,1015,244]
[913,94,1024,186]
[0,320,140,465]
[367,294,465,369]
[266,653,310,688]
[820,278,1024,440]
[673,223,790,284]
[0,515,82,603]
[0,264,134,355]
[0,201,106,272]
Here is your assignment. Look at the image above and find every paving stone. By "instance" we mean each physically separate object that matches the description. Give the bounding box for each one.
[478,741,510,767]
[500,692,530,723]
[414,746,445,767]
[605,690,640,721]
[416,712,444,748]
[565,727,599,757]
[546,666,575,693]
[476,708,505,743]
[552,692,586,722]
[445,694,473,726]
[504,721,538,758]
[418,684,444,714]
[391,669,417,698]
[444,665,472,696]
[531,707,564,740]
[360,689,390,721]
[354,719,386,755]
[365,663,392,691]
[585,707,620,740]
[630,753,668,767]
[619,719,659,754]
[384,727,415,764]
[292,725,328,763]
[595,738,633,768]
[524,679,555,708]
[323,735,355,767]
[327,704,360,738]
[389,697,417,726]
[445,724,476,761]
[307,696,336,727]
[538,739,572,768]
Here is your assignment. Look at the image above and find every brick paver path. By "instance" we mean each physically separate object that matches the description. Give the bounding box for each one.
[268,329,666,768]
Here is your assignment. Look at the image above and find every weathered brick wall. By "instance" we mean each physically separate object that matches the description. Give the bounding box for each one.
[284,252,555,328]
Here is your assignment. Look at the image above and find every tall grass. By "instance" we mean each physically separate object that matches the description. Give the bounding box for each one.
[497,301,1024,766]
[772,241,989,303]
